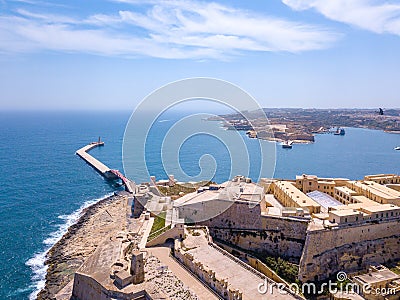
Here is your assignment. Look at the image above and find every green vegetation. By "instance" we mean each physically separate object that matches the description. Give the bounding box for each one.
[264,256,300,284]
[390,266,400,275]
[214,237,300,284]
[157,181,216,197]
[148,224,171,241]
[158,184,196,196]
[149,211,166,235]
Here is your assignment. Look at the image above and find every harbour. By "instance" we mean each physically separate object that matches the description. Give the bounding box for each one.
[0,112,399,299]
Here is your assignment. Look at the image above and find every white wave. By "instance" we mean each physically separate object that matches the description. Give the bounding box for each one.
[158,119,170,123]
[8,286,34,297]
[26,193,114,300]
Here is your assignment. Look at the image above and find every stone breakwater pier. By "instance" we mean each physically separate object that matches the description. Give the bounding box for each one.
[75,140,135,193]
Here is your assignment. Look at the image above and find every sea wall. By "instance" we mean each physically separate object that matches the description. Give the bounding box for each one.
[299,219,400,282]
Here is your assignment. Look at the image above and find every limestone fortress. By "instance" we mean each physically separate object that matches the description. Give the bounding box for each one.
[69,143,400,300]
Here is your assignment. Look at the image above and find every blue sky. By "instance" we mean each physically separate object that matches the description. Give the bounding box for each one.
[1,0,400,110]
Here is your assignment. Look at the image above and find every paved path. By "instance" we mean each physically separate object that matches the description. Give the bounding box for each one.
[149,246,220,300]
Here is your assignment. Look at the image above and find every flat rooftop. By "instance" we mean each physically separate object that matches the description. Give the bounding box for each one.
[329,209,362,217]
[362,204,400,213]
[174,181,263,207]
[334,186,358,195]
[354,269,400,285]
[352,181,400,199]
[365,174,398,180]
[295,175,349,181]
[307,191,343,209]
[275,181,320,208]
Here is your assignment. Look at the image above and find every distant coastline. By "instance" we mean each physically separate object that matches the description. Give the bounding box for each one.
[211,108,400,145]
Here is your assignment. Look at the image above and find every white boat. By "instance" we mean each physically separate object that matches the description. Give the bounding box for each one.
[282,140,293,149]
[395,146,400,151]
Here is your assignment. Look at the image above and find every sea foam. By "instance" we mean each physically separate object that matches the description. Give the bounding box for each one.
[26,193,114,300]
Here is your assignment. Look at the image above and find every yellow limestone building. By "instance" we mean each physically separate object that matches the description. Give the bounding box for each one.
[262,174,400,225]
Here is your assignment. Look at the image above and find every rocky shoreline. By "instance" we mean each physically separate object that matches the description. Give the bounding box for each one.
[37,193,128,300]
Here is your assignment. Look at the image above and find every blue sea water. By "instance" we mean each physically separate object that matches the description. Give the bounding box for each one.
[0,111,399,299]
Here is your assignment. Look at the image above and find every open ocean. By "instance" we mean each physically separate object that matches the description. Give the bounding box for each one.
[0,111,399,299]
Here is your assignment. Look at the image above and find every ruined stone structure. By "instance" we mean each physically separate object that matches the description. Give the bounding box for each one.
[132,194,145,218]
[131,250,145,284]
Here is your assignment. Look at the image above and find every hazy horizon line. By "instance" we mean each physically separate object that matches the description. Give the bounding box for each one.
[1,106,399,112]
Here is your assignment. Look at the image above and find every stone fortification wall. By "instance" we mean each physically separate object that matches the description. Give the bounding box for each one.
[72,273,148,300]
[198,200,263,229]
[200,202,309,261]
[174,246,243,300]
[299,219,400,282]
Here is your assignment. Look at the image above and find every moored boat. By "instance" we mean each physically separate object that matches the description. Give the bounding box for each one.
[282,140,293,149]
[334,127,345,135]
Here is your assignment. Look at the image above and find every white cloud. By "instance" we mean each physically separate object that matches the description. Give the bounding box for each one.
[0,0,340,59]
[282,0,400,35]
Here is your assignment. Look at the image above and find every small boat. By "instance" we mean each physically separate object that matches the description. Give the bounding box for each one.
[282,140,293,149]
[395,146,400,151]
[334,127,345,135]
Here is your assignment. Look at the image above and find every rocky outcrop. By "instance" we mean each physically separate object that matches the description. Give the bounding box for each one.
[37,195,126,300]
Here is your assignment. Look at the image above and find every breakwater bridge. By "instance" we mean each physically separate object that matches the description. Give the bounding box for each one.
[76,140,135,193]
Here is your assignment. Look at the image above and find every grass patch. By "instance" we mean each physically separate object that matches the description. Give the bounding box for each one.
[150,211,166,235]
[158,184,196,197]
[390,266,400,275]
[157,181,216,197]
